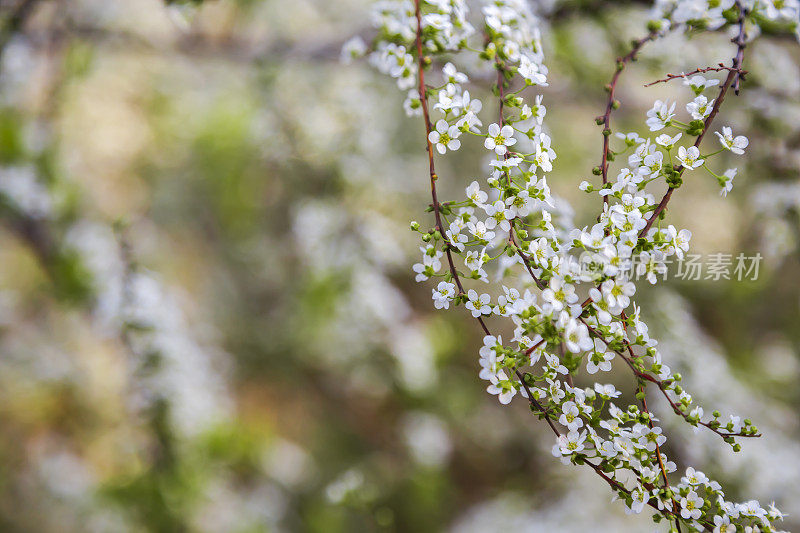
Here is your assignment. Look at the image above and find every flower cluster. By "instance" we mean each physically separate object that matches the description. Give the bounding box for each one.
[362,0,797,531]
[653,0,800,32]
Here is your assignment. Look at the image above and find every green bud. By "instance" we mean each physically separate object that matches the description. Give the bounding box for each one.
[665,174,683,188]
[592,166,602,176]
[647,19,662,33]
[410,221,420,231]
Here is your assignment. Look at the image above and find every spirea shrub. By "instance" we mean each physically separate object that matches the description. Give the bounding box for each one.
[349,0,800,531]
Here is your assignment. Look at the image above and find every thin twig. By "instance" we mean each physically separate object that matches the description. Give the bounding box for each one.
[644,64,748,87]
[640,1,749,237]
[597,31,657,205]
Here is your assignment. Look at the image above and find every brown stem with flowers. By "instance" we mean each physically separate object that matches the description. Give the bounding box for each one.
[597,31,658,205]
[414,0,562,431]
[644,64,748,87]
[412,1,753,529]
[640,0,748,238]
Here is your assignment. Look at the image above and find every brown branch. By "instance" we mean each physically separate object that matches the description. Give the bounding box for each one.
[644,64,748,87]
[597,31,657,205]
[620,310,681,532]
[639,1,749,238]
[580,317,759,439]
[414,3,556,433]
[414,1,473,309]
[413,5,745,529]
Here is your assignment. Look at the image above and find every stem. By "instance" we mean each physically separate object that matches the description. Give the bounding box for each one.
[597,31,657,206]
[640,2,749,237]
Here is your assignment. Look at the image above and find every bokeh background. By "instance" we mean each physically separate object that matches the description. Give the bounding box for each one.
[0,0,798,531]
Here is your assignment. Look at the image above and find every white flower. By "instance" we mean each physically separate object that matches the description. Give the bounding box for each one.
[613,436,635,458]
[601,278,635,309]
[681,467,709,486]
[340,36,367,64]
[457,111,482,132]
[677,145,704,169]
[544,352,568,376]
[464,248,488,282]
[563,318,593,353]
[534,133,555,172]
[629,138,653,167]
[442,61,468,84]
[478,335,503,381]
[457,90,483,116]
[483,200,513,233]
[667,225,692,259]
[489,156,522,176]
[593,433,616,456]
[465,180,488,205]
[712,514,736,533]
[506,189,534,217]
[433,84,458,113]
[646,99,676,131]
[554,430,587,456]
[715,126,748,155]
[683,74,720,94]
[432,281,456,309]
[446,226,468,252]
[465,289,492,317]
[627,486,648,515]
[720,168,737,197]
[467,220,495,242]
[518,55,548,85]
[484,123,516,155]
[686,95,715,120]
[428,119,462,154]
[587,341,615,374]
[594,383,621,398]
[559,401,583,431]
[639,150,663,178]
[739,499,766,518]
[680,491,704,520]
[580,225,609,249]
[636,250,667,284]
[486,371,516,404]
[636,425,666,452]
[542,278,578,312]
[412,245,443,282]
[616,131,644,145]
[403,89,422,117]
[655,132,682,148]
[763,0,800,19]
[767,502,786,522]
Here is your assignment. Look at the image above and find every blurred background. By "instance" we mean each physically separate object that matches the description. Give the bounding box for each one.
[0,0,798,531]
